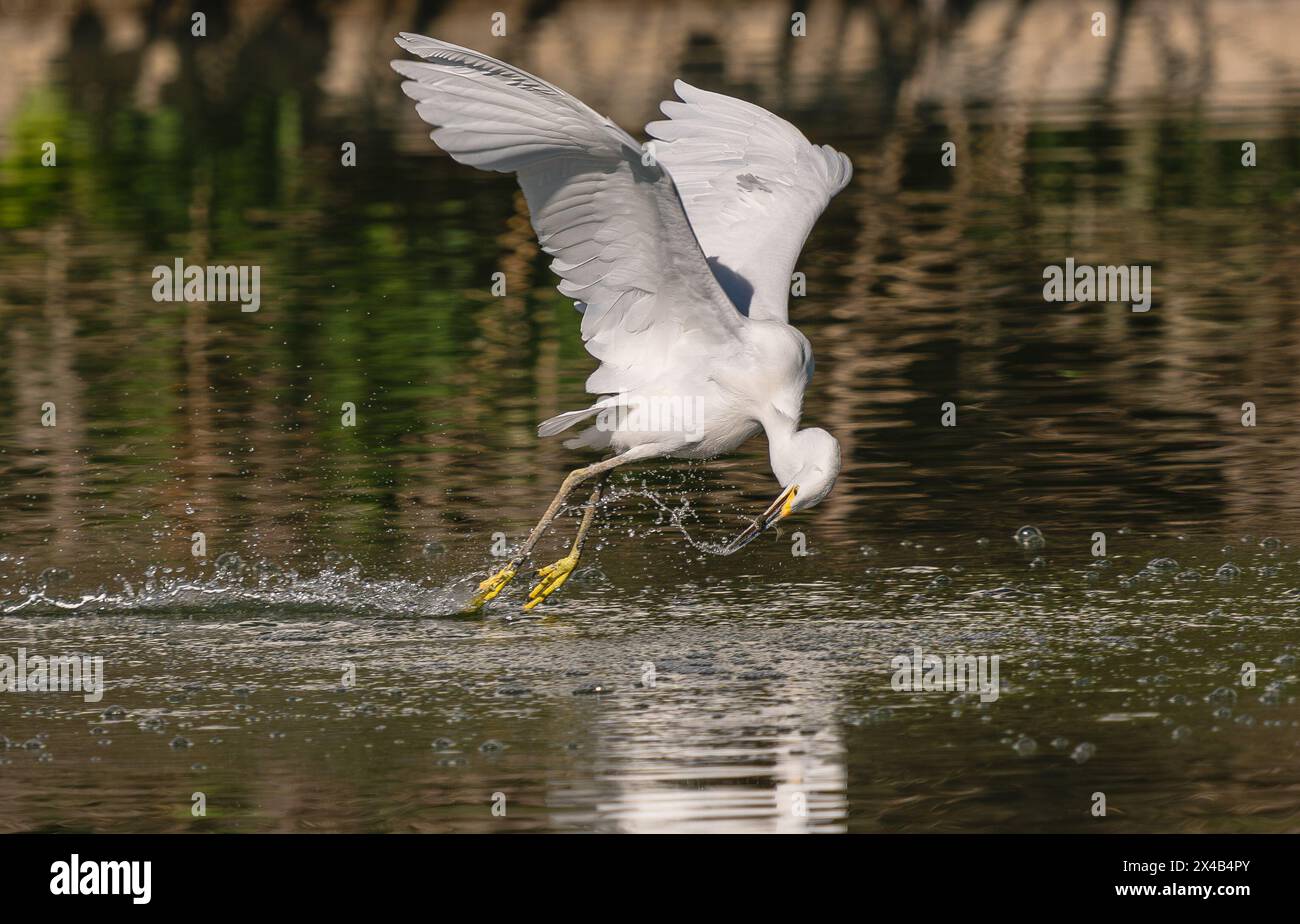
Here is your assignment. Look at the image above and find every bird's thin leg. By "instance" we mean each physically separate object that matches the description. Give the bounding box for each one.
[465,455,627,610]
[523,474,607,611]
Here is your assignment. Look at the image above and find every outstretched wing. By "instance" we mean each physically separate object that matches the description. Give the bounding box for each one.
[645,81,852,324]
[391,34,745,398]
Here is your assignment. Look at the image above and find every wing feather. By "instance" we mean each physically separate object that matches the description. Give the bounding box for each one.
[391,35,745,399]
[645,80,852,323]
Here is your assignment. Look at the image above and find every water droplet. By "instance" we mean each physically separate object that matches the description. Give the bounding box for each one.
[1070,742,1096,764]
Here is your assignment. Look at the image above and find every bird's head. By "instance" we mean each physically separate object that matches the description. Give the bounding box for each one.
[724,427,841,554]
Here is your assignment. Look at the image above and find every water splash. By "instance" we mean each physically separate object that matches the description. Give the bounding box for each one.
[596,485,752,556]
[1,557,476,618]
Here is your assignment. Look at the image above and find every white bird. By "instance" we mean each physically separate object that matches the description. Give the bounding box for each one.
[391,34,850,611]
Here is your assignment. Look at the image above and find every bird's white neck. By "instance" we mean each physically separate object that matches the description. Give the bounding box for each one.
[763,414,802,488]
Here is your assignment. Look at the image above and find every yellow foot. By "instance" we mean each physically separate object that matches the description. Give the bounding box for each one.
[464,563,518,612]
[523,553,579,611]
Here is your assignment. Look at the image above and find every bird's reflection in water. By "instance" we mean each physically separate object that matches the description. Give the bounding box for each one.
[550,705,848,834]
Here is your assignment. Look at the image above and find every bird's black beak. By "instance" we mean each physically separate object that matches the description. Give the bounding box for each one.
[722,485,798,555]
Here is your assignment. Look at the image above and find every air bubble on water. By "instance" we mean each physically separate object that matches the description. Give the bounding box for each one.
[1207,686,1237,705]
[1012,735,1037,756]
[1215,563,1242,582]
[1070,742,1096,764]
[574,566,607,584]
[1171,725,1193,741]
[1013,526,1045,550]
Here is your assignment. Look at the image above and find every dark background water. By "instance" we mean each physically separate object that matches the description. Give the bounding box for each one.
[1,0,1299,832]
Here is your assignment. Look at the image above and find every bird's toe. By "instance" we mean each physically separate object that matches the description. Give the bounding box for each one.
[464,563,519,611]
[523,554,578,611]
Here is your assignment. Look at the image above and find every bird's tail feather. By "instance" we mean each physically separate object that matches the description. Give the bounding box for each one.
[538,405,604,438]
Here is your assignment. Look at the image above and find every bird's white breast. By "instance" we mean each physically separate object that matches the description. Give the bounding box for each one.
[607,319,813,461]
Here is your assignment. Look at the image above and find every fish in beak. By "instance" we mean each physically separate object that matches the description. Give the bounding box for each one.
[722,485,798,555]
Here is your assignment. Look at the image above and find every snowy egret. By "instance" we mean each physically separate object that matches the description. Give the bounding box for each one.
[391,34,850,611]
